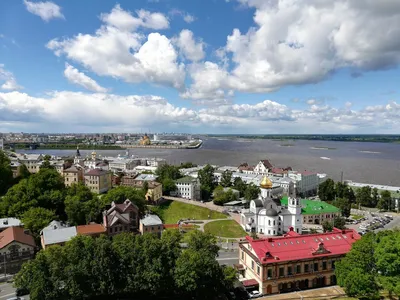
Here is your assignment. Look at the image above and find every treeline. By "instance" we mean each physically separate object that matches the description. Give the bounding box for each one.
[318,179,396,212]
[336,230,400,299]
[12,143,123,150]
[14,230,236,300]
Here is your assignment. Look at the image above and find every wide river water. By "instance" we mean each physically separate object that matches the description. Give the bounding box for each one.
[17,138,400,186]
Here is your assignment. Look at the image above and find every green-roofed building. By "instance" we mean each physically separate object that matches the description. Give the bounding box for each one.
[281,196,340,225]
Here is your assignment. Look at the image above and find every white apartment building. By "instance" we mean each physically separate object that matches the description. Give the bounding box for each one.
[288,171,319,196]
[10,153,43,173]
[108,158,138,171]
[173,176,201,200]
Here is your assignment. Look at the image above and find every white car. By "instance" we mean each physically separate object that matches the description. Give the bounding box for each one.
[249,290,261,298]
[7,297,25,300]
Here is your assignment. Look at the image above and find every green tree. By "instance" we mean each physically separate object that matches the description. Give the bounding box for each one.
[233,177,247,197]
[21,207,56,239]
[18,164,31,180]
[377,190,392,211]
[333,216,346,229]
[213,186,238,206]
[198,164,216,200]
[220,170,232,187]
[318,178,335,201]
[39,155,55,170]
[156,164,182,181]
[356,186,373,207]
[142,181,149,194]
[333,197,351,217]
[180,162,197,169]
[161,177,177,196]
[322,220,333,232]
[0,150,13,195]
[371,188,379,208]
[101,186,146,214]
[244,183,260,201]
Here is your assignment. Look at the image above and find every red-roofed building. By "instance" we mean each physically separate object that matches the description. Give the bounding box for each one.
[238,227,361,295]
[254,160,274,175]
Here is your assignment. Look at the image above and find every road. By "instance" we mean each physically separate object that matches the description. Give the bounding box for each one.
[0,282,29,300]
[217,249,239,267]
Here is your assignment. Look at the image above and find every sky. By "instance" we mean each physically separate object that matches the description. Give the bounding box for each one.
[0,0,400,134]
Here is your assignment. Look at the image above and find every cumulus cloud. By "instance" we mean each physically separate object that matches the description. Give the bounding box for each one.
[1,90,399,133]
[47,5,184,89]
[0,65,23,91]
[175,30,205,62]
[64,63,108,93]
[169,9,196,23]
[100,5,169,31]
[23,0,64,22]
[184,0,400,101]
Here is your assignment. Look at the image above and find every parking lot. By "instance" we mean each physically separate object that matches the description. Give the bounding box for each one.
[0,282,30,300]
[345,211,399,234]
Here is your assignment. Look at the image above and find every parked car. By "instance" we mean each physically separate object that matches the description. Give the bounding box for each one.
[16,287,29,296]
[248,290,261,298]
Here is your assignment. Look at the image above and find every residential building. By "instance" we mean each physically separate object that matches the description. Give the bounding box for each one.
[288,171,319,196]
[41,221,77,249]
[63,165,84,187]
[102,200,139,236]
[140,214,163,237]
[10,161,22,178]
[11,153,42,173]
[237,227,361,295]
[0,226,36,274]
[253,160,274,175]
[84,168,112,193]
[173,176,201,200]
[0,218,22,232]
[240,179,302,235]
[280,197,341,225]
[145,182,163,203]
[145,158,167,167]
[121,174,162,203]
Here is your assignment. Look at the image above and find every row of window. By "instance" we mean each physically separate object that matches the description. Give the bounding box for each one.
[110,225,129,233]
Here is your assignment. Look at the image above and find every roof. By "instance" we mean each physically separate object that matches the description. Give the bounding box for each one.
[242,279,259,287]
[76,224,106,235]
[43,226,77,245]
[176,176,197,184]
[300,170,317,176]
[266,208,278,217]
[134,173,158,181]
[140,214,163,226]
[0,226,36,249]
[261,160,273,169]
[64,165,81,173]
[243,228,361,264]
[281,196,340,215]
[0,218,22,229]
[85,168,108,176]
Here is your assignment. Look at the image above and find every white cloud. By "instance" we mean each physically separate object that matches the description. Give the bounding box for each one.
[23,0,64,22]
[47,5,184,89]
[184,0,400,102]
[0,65,23,91]
[2,90,398,133]
[175,30,205,62]
[169,9,196,23]
[64,63,108,93]
[183,14,196,23]
[100,5,169,31]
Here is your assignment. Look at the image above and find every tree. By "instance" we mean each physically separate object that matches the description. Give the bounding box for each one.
[333,198,351,217]
[101,186,146,214]
[377,190,392,211]
[220,170,232,187]
[198,164,216,200]
[180,162,197,169]
[356,186,373,207]
[156,164,182,181]
[333,216,346,229]
[250,231,258,240]
[0,150,13,195]
[213,186,238,206]
[142,181,149,194]
[161,177,177,196]
[17,164,31,180]
[39,155,55,170]
[371,188,379,208]
[21,207,56,240]
[318,179,335,201]
[322,220,333,232]
[244,183,260,201]
[233,177,247,197]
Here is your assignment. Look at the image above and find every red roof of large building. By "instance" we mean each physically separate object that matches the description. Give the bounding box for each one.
[0,226,36,249]
[76,224,106,235]
[243,227,361,264]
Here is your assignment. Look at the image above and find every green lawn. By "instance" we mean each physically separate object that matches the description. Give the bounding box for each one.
[204,220,247,238]
[351,214,363,220]
[150,200,227,224]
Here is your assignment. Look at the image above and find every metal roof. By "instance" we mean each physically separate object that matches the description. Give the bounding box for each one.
[43,226,77,245]
[140,214,163,226]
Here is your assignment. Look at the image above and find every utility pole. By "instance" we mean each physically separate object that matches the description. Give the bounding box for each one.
[3,254,6,277]
[340,171,344,184]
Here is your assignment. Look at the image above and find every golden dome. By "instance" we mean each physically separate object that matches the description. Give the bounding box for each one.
[260,176,273,189]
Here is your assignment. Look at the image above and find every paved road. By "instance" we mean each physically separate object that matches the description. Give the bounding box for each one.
[0,282,29,300]
[217,249,239,267]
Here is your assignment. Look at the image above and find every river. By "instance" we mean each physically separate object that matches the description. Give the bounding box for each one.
[17,138,400,186]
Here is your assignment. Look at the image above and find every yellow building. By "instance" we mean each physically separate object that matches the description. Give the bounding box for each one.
[63,165,84,187]
[145,182,163,203]
[139,214,163,237]
[139,134,151,145]
[84,169,112,194]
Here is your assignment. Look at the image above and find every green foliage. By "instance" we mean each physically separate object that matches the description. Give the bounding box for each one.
[15,231,233,300]
[233,177,247,197]
[336,230,400,299]
[250,231,258,240]
[198,164,216,200]
[318,179,335,201]
[161,177,177,196]
[333,216,346,229]
[101,186,146,214]
[213,186,238,206]
[17,164,31,180]
[220,170,233,187]
[156,164,182,181]
[0,150,13,195]
[333,197,351,217]
[377,190,393,211]
[322,220,333,232]
[0,168,66,218]
[356,186,374,207]
[21,207,56,239]
[244,183,260,201]
[40,155,55,170]
[180,162,197,169]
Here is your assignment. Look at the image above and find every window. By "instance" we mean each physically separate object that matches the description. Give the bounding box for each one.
[305,264,309,272]
[296,264,301,274]
[273,220,275,225]
[267,269,272,278]
[314,262,319,271]
[241,251,244,260]
[331,260,335,269]
[322,261,327,270]
[268,230,270,234]
[257,266,260,275]
[288,266,292,275]
[279,267,284,277]
[268,220,271,226]
[251,260,255,270]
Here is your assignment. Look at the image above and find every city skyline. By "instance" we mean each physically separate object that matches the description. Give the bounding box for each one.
[1,0,400,133]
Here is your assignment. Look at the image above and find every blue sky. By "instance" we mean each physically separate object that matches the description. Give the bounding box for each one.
[0,0,400,133]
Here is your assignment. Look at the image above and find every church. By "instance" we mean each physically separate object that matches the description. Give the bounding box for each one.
[240,176,302,235]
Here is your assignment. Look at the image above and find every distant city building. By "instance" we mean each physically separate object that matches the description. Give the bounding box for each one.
[173,176,201,200]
